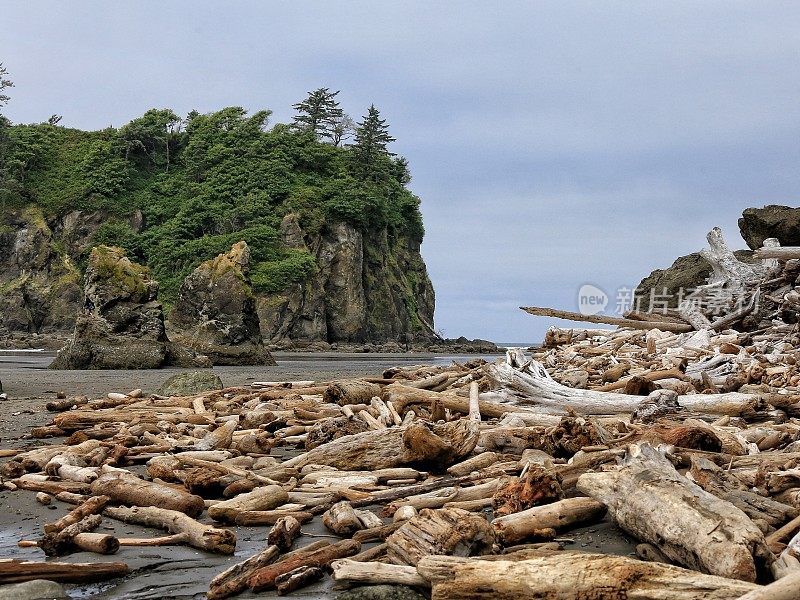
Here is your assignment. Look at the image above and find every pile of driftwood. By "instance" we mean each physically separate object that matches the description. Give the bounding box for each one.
[1,228,800,598]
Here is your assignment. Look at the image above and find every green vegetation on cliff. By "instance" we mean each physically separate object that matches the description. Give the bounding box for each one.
[0,90,425,302]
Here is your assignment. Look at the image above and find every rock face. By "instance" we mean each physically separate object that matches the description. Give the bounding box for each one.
[170,242,276,365]
[739,205,800,250]
[50,246,209,369]
[259,215,436,345]
[0,208,105,338]
[0,209,437,349]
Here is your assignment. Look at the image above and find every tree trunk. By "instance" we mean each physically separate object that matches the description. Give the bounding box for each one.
[416,552,758,599]
[91,471,205,517]
[577,444,771,582]
[385,507,495,566]
[283,419,479,470]
[491,497,604,545]
[104,505,236,554]
[0,559,129,584]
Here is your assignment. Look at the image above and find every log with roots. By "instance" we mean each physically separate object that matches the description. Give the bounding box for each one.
[104,505,236,554]
[576,443,772,582]
[485,354,772,417]
[283,419,480,471]
[701,227,770,292]
[416,552,759,600]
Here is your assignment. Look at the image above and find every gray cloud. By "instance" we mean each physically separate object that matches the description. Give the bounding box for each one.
[3,1,799,342]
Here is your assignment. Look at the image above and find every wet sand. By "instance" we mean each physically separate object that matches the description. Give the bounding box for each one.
[0,351,637,599]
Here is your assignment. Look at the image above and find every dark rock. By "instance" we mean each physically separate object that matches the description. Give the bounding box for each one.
[258,217,437,344]
[739,205,800,250]
[1,208,438,349]
[336,585,428,600]
[50,246,209,369]
[157,371,224,396]
[635,250,755,311]
[170,242,276,366]
[0,579,67,600]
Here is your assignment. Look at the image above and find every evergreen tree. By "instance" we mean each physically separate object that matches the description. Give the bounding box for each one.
[350,104,395,181]
[291,88,342,141]
[0,62,12,110]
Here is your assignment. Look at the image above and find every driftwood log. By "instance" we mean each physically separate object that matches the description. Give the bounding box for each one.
[385,507,495,566]
[577,444,771,581]
[0,558,130,584]
[91,471,205,517]
[283,419,479,470]
[104,505,236,554]
[416,552,759,599]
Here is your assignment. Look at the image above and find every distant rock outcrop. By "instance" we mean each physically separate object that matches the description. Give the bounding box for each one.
[50,246,209,369]
[169,242,276,366]
[738,205,800,250]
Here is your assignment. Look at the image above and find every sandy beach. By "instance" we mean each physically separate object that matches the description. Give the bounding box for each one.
[0,350,636,599]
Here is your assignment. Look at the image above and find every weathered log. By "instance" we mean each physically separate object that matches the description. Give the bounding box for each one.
[447,452,499,476]
[416,552,758,599]
[385,507,495,566]
[39,514,102,556]
[324,380,382,405]
[520,305,693,332]
[323,501,364,536]
[208,540,330,600]
[91,471,205,517]
[577,443,771,581]
[283,419,479,470]
[104,505,236,554]
[44,494,110,534]
[247,538,360,591]
[0,558,130,584]
[491,497,605,545]
[332,558,429,587]
[72,532,120,554]
[274,565,324,594]
[487,357,766,416]
[267,515,302,550]
[208,485,288,523]
[736,571,800,600]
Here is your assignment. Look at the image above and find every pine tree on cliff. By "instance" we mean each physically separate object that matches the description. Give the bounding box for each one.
[292,87,343,141]
[350,104,395,182]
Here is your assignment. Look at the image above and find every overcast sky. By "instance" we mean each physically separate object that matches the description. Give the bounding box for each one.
[3,2,800,342]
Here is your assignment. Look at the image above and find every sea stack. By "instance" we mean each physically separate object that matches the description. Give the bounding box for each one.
[170,241,276,365]
[50,245,209,369]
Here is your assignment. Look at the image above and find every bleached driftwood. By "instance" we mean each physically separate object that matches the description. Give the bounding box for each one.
[485,355,767,416]
[283,419,479,470]
[416,552,758,599]
[576,444,771,581]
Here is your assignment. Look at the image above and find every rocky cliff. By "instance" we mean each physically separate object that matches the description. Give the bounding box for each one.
[0,207,436,348]
[259,215,436,346]
[0,108,439,349]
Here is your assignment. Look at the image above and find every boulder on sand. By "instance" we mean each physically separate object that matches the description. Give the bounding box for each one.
[169,242,276,366]
[157,371,224,397]
[50,246,209,370]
